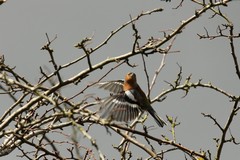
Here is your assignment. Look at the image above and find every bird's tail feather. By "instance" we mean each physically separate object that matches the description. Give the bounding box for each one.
[148,107,167,127]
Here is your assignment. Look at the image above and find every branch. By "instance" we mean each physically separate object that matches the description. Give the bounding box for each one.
[71,119,104,160]
[75,37,93,70]
[103,123,207,159]
[41,33,63,83]
[228,24,240,79]
[91,8,163,53]
[215,100,239,160]
[201,113,223,131]
[111,126,158,158]
[138,1,229,53]
[152,79,236,104]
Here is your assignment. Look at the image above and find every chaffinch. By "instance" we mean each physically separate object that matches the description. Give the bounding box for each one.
[97,72,166,127]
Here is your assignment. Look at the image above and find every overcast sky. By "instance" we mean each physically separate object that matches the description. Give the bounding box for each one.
[0,0,240,159]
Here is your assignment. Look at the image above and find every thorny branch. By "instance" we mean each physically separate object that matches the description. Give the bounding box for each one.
[202,100,240,160]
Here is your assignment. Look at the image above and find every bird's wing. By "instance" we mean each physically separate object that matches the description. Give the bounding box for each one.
[125,89,167,127]
[99,94,141,122]
[124,88,148,107]
[97,80,124,93]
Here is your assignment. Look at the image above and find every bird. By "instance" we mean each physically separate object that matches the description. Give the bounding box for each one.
[97,72,167,127]
[0,0,6,5]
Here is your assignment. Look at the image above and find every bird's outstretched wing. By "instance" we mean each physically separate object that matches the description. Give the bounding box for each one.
[99,94,141,122]
[125,89,167,127]
[96,80,124,93]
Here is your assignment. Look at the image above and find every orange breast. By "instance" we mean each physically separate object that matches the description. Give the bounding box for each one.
[123,82,134,91]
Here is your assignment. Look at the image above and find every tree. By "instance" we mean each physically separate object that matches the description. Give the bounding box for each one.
[0,0,239,159]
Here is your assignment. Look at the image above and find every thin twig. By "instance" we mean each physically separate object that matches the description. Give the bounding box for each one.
[215,100,239,160]
[228,25,240,79]
[41,33,62,83]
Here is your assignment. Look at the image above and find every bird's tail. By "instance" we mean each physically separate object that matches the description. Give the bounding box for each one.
[148,107,167,127]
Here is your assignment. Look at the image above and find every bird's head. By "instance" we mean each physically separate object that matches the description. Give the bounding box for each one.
[125,72,137,84]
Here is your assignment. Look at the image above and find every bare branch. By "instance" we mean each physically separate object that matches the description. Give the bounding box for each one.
[215,100,239,160]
